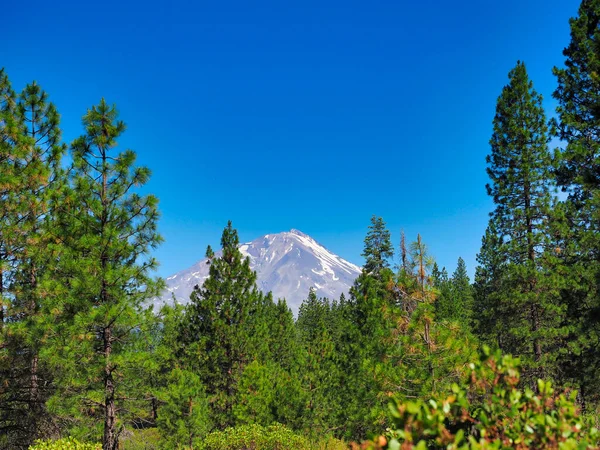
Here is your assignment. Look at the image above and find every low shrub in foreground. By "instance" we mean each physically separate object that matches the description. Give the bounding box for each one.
[202,423,311,450]
[119,428,162,449]
[359,347,600,450]
[29,437,101,450]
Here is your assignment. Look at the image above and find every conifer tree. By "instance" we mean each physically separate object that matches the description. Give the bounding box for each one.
[127,304,185,431]
[449,257,474,325]
[261,298,298,371]
[352,216,396,349]
[552,0,600,409]
[432,263,453,321]
[473,224,506,343]
[393,235,475,400]
[156,368,211,449]
[0,68,17,328]
[40,99,162,450]
[326,293,369,439]
[362,215,394,278]
[480,61,563,383]
[181,221,264,429]
[341,218,400,438]
[234,297,303,429]
[296,288,341,436]
[0,74,66,447]
[0,68,24,448]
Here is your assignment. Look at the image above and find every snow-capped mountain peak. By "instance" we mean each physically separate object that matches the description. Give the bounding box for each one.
[157,229,361,315]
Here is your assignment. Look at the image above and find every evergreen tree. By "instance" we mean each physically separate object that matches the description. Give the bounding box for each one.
[40,99,162,450]
[340,219,400,439]
[181,221,264,429]
[295,289,341,437]
[393,235,475,400]
[449,257,474,325]
[234,297,303,430]
[0,68,18,331]
[432,263,453,321]
[480,61,563,383]
[473,224,506,344]
[0,68,22,448]
[0,68,18,320]
[156,368,211,449]
[0,74,66,447]
[127,304,185,432]
[362,215,393,278]
[552,0,600,409]
[261,298,298,371]
[233,360,280,427]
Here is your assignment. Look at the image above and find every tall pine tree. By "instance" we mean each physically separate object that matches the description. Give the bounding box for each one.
[392,235,475,401]
[449,257,474,325]
[362,215,394,278]
[40,99,162,450]
[0,74,66,447]
[478,61,563,383]
[181,221,265,430]
[552,0,600,409]
[473,224,506,344]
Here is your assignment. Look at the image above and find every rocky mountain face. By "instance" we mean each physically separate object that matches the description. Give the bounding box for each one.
[157,229,361,315]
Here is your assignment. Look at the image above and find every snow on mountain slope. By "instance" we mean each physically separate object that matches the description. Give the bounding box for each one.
[157,229,361,315]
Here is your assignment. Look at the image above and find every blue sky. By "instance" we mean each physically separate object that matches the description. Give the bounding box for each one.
[4,0,580,278]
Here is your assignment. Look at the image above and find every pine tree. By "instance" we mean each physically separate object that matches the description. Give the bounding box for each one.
[552,0,600,409]
[473,223,506,344]
[40,99,162,450]
[362,215,393,278]
[481,61,563,383]
[393,235,475,400]
[340,219,400,439]
[0,68,24,448]
[126,304,185,432]
[0,68,17,329]
[181,221,264,429]
[0,74,66,447]
[352,216,396,351]
[432,263,453,321]
[156,368,211,449]
[262,299,298,371]
[449,257,474,325]
[295,289,341,436]
[234,296,304,429]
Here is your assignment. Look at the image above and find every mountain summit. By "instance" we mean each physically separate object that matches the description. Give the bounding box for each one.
[158,229,362,315]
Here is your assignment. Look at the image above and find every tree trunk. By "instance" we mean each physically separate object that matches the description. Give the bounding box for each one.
[30,354,39,407]
[29,265,41,416]
[151,396,158,425]
[100,143,117,450]
[0,264,4,327]
[103,326,117,450]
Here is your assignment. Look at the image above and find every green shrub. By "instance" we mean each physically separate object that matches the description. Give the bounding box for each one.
[202,423,311,450]
[309,436,348,450]
[120,428,162,449]
[28,437,101,450]
[360,347,600,449]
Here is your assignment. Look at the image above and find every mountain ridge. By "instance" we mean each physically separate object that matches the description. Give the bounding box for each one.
[157,229,362,315]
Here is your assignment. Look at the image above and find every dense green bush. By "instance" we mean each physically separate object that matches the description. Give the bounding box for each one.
[359,347,600,449]
[28,437,101,450]
[309,436,348,450]
[119,428,162,449]
[202,423,311,450]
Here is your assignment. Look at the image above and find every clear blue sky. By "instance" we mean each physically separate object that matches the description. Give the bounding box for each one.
[4,0,580,279]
